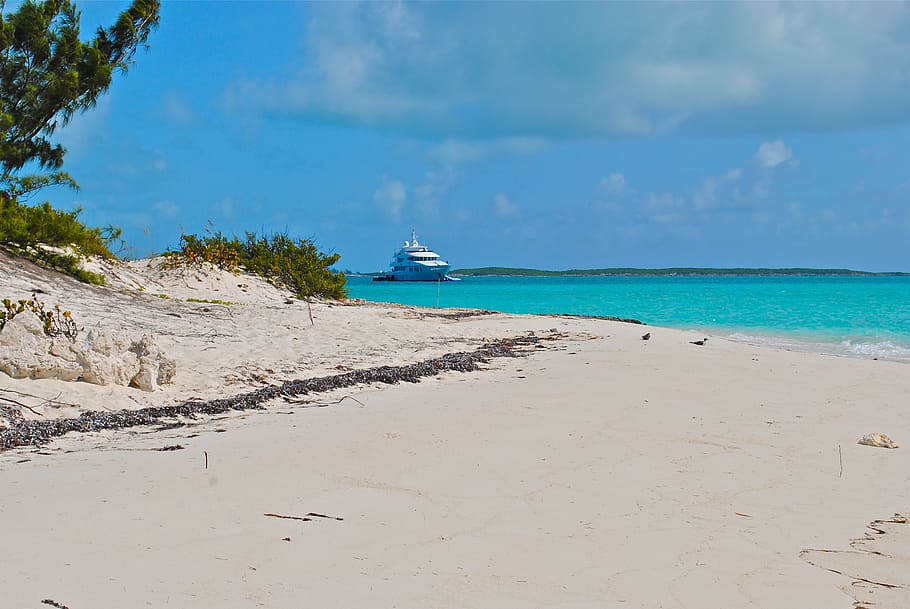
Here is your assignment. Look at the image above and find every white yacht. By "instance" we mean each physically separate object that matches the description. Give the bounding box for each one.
[373,230,456,281]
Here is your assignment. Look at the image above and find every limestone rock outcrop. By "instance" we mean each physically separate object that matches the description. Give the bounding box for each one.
[0,313,176,391]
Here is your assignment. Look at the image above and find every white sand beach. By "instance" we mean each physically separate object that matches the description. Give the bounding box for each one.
[1,253,908,609]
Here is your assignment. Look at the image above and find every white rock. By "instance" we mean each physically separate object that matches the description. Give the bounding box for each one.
[858,433,899,449]
[0,319,176,390]
[131,357,158,392]
[0,347,83,382]
[129,334,176,391]
[157,354,177,385]
[49,337,80,361]
[83,328,133,356]
[77,345,140,386]
[0,312,47,350]
[0,313,82,380]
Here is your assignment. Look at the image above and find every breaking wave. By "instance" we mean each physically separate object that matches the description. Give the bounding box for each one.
[727,332,910,363]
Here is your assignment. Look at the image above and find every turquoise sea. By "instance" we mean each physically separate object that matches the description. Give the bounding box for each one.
[347,275,910,362]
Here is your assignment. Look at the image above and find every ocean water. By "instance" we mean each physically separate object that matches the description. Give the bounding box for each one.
[347,275,910,362]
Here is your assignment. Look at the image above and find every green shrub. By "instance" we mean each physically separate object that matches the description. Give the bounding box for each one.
[0,197,119,283]
[165,230,347,300]
[163,232,241,270]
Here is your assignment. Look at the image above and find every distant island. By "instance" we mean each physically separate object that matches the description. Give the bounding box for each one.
[450,267,910,277]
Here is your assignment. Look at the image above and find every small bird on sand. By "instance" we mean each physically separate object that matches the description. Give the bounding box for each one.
[689,338,708,346]
[641,332,651,341]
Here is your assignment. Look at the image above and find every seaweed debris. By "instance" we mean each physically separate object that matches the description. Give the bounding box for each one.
[547,313,645,325]
[415,309,497,320]
[0,333,552,451]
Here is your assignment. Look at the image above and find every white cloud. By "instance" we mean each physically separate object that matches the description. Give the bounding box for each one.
[492,193,519,218]
[56,95,113,161]
[417,139,540,221]
[694,143,797,212]
[428,137,545,165]
[755,140,793,168]
[591,173,689,225]
[593,144,799,228]
[219,197,235,222]
[644,192,687,224]
[161,92,195,123]
[229,3,910,138]
[694,170,746,211]
[693,176,719,211]
[414,165,456,220]
[152,200,179,220]
[600,173,627,196]
[374,177,407,218]
[591,172,632,214]
[152,150,168,173]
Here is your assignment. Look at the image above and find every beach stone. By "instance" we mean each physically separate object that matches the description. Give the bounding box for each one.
[130,362,156,392]
[0,311,46,349]
[48,337,80,362]
[0,315,84,381]
[158,355,176,385]
[83,327,133,357]
[0,351,83,381]
[858,433,899,449]
[129,334,177,391]
[77,346,140,386]
[0,320,176,389]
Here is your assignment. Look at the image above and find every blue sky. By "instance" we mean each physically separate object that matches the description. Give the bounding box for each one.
[32,1,910,271]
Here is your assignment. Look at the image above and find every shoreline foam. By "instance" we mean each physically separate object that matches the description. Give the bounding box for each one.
[725,330,910,363]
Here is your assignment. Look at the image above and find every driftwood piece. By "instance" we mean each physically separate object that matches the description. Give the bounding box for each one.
[282,395,365,408]
[264,512,344,522]
[0,388,73,403]
[801,513,910,604]
[0,393,45,417]
[265,513,312,522]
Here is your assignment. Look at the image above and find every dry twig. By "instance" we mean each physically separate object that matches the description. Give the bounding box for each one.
[282,394,365,408]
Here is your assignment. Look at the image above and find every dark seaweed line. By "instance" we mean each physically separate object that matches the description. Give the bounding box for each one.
[547,313,645,325]
[0,335,548,451]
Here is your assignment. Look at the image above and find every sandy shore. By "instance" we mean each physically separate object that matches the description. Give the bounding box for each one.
[1,252,908,608]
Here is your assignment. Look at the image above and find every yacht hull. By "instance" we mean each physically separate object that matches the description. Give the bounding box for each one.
[373,267,451,281]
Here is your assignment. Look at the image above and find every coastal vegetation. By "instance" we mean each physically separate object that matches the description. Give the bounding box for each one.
[0,293,78,341]
[452,267,910,277]
[164,231,347,300]
[0,197,118,283]
[0,0,160,282]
